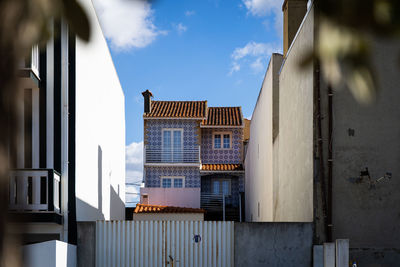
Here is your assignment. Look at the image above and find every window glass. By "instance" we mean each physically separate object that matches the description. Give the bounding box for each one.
[214,134,221,149]
[162,178,171,188]
[174,178,183,188]
[212,180,220,194]
[173,130,182,149]
[163,131,171,150]
[222,180,230,195]
[223,134,230,148]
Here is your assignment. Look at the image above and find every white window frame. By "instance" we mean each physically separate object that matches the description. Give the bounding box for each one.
[211,178,231,195]
[162,128,184,149]
[212,131,232,150]
[161,176,185,188]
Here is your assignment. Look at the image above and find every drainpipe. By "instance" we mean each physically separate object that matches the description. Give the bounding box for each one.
[315,60,328,242]
[327,85,333,242]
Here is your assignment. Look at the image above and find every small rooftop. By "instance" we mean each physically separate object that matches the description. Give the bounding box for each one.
[134,204,206,214]
[143,101,207,119]
[202,107,243,127]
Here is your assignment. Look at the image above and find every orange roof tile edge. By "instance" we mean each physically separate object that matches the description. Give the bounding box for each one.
[134,204,206,214]
[201,164,244,171]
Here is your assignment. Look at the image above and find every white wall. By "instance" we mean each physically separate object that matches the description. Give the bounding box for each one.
[245,54,282,222]
[23,240,76,267]
[75,0,125,221]
[245,6,314,222]
[276,6,314,222]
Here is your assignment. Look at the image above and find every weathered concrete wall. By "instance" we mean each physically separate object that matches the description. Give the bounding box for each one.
[234,222,313,267]
[276,6,314,221]
[326,37,400,248]
[350,248,400,267]
[77,222,96,267]
[245,54,282,222]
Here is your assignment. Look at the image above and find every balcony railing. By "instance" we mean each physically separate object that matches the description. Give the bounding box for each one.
[144,145,200,164]
[200,193,241,221]
[20,45,40,79]
[9,169,61,213]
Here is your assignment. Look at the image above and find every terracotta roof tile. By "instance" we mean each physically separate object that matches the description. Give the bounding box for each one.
[202,107,243,127]
[201,164,244,172]
[134,204,206,214]
[144,101,207,118]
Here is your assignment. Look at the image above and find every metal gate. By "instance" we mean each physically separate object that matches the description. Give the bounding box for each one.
[96,220,234,267]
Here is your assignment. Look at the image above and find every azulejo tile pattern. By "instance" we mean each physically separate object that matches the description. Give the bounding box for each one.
[145,119,200,149]
[145,166,201,188]
[201,128,243,164]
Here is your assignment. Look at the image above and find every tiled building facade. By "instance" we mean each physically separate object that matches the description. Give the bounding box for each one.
[141,90,245,221]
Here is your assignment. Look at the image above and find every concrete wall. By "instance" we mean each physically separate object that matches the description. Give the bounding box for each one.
[275,6,314,222]
[245,54,282,222]
[77,222,96,267]
[234,222,313,267]
[132,213,204,221]
[75,0,125,221]
[23,240,76,267]
[326,37,400,248]
[140,187,201,208]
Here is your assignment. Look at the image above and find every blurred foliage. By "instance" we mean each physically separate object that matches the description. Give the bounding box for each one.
[0,0,90,266]
[313,0,400,103]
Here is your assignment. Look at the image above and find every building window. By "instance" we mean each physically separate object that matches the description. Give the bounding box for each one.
[213,132,231,149]
[212,179,231,195]
[162,178,172,188]
[161,177,185,188]
[162,128,183,162]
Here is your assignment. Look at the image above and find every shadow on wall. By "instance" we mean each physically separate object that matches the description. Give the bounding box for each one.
[110,185,125,220]
[76,198,105,221]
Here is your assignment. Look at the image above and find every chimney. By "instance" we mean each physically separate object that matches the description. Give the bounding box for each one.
[142,89,153,114]
[282,0,308,57]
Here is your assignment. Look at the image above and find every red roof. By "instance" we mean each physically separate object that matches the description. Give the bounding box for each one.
[201,164,244,172]
[202,107,243,127]
[134,204,205,214]
[144,101,207,118]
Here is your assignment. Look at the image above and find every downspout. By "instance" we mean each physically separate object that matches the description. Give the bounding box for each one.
[315,60,328,242]
[327,85,333,242]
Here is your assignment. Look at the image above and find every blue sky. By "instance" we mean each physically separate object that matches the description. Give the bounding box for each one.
[93,0,283,204]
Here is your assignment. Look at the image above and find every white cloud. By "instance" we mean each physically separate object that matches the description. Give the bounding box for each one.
[176,23,188,35]
[230,41,280,74]
[185,10,195,17]
[93,0,166,50]
[242,0,282,38]
[125,141,143,205]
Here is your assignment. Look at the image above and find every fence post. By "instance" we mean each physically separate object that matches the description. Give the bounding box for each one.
[336,239,349,267]
[323,242,335,267]
[222,195,226,221]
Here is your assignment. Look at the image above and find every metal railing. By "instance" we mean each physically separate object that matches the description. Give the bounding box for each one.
[201,193,241,221]
[9,169,61,213]
[20,45,40,78]
[145,145,200,164]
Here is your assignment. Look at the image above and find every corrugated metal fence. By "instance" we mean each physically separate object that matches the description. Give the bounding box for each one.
[96,220,234,267]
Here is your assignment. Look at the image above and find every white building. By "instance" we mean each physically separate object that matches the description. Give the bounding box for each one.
[245,0,400,264]
[9,0,125,246]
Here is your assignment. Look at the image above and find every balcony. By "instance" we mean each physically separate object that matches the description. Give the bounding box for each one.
[144,145,200,165]
[19,45,40,87]
[9,169,61,216]
[200,193,241,221]
[140,187,200,208]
